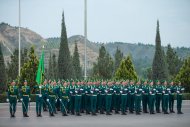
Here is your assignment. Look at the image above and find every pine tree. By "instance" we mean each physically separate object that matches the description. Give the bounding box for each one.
[52,53,58,79]
[48,52,53,79]
[0,44,7,92]
[152,20,169,81]
[58,11,75,79]
[166,44,183,79]
[72,43,82,79]
[175,57,190,92]
[114,47,123,72]
[19,46,39,91]
[115,55,138,80]
[93,45,113,79]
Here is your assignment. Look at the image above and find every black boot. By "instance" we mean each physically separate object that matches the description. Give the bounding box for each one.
[122,112,127,115]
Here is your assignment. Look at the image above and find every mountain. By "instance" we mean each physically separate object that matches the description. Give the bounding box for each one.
[1,23,190,78]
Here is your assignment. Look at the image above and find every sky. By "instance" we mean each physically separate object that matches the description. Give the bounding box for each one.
[0,0,190,47]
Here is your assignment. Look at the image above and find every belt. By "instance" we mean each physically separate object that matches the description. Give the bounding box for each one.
[121,94,127,95]
[178,94,182,95]
[23,95,29,96]
[10,95,17,97]
[164,94,169,95]
[76,95,82,96]
[107,94,112,95]
[150,94,155,96]
[49,95,56,97]
[100,94,105,95]
[136,94,141,96]
[91,95,97,96]
[143,93,148,95]
[157,93,162,95]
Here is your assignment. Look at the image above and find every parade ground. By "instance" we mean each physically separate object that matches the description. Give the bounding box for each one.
[0,100,190,127]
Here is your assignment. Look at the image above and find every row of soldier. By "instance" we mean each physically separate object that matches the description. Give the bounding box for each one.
[6,79,184,117]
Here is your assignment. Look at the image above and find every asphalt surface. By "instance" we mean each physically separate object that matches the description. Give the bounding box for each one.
[0,100,190,127]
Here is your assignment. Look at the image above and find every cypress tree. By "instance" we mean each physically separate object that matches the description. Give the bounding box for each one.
[114,47,123,72]
[58,11,75,79]
[0,44,7,92]
[152,20,169,80]
[72,43,82,79]
[48,52,53,79]
[115,55,138,80]
[52,53,58,79]
[175,57,190,92]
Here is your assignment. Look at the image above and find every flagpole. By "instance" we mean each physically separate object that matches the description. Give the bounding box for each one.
[18,0,21,77]
[84,0,87,80]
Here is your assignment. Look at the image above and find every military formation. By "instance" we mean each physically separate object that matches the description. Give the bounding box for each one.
[6,79,185,117]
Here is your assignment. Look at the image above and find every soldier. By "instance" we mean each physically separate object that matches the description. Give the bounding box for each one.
[128,80,135,113]
[20,80,30,117]
[80,80,86,113]
[176,81,185,114]
[113,81,121,114]
[169,81,176,113]
[69,80,76,115]
[56,80,61,111]
[162,80,170,114]
[47,81,58,116]
[34,83,43,117]
[135,80,142,115]
[74,81,82,116]
[99,81,106,114]
[42,80,48,111]
[105,81,113,115]
[7,80,19,117]
[149,80,156,114]
[120,81,128,115]
[90,81,99,115]
[142,80,149,113]
[59,81,69,116]
[155,80,162,113]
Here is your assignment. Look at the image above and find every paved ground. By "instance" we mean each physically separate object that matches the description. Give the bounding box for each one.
[0,100,190,127]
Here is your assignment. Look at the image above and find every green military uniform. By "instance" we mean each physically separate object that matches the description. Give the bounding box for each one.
[169,83,176,113]
[120,84,128,115]
[135,85,142,115]
[155,82,163,113]
[85,84,91,114]
[34,85,43,117]
[176,84,184,114]
[7,82,19,117]
[105,85,113,115]
[80,84,86,113]
[42,83,48,111]
[142,82,149,113]
[47,84,58,116]
[113,84,121,114]
[59,84,69,116]
[69,84,76,114]
[74,85,82,116]
[20,82,30,117]
[90,85,98,115]
[128,84,135,113]
[149,85,156,114]
[162,85,170,114]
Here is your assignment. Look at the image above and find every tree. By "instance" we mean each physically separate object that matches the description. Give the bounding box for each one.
[166,44,183,79]
[93,45,114,79]
[115,55,138,80]
[152,20,169,81]
[19,46,38,92]
[72,43,82,79]
[0,44,7,92]
[58,11,75,79]
[52,53,58,79]
[48,52,53,79]
[175,57,190,92]
[114,47,123,73]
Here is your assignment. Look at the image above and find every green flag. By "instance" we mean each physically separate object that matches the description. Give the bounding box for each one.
[36,47,45,85]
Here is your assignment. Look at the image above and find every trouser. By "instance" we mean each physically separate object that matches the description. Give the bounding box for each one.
[177,94,182,113]
[149,95,155,113]
[121,94,127,113]
[75,95,82,113]
[142,94,149,112]
[81,94,85,112]
[69,95,75,113]
[106,95,112,113]
[85,94,91,113]
[169,94,175,112]
[90,95,97,113]
[42,94,47,110]
[9,96,17,115]
[113,94,120,112]
[163,94,169,113]
[155,94,162,112]
[60,97,68,114]
[129,94,135,112]
[22,96,29,113]
[135,95,141,113]
[47,96,56,114]
[36,95,43,115]
[99,94,106,112]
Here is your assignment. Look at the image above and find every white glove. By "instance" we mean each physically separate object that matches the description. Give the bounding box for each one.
[70,91,73,94]
[90,91,93,94]
[135,91,137,94]
[156,91,158,93]
[124,89,128,91]
[110,88,113,91]
[149,92,152,94]
[29,98,31,101]
[6,99,9,102]
[139,89,142,91]
[17,100,19,102]
[55,99,57,102]
[80,89,83,91]
[46,99,49,102]
[39,94,42,97]
[177,91,180,93]
[20,98,23,101]
[68,99,70,102]
[114,91,116,93]
[85,91,88,94]
[163,91,165,94]
[75,91,78,94]
[142,91,145,93]
[120,91,123,94]
[95,89,99,91]
[39,85,42,89]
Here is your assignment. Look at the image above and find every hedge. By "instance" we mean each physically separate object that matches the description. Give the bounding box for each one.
[1,93,190,103]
